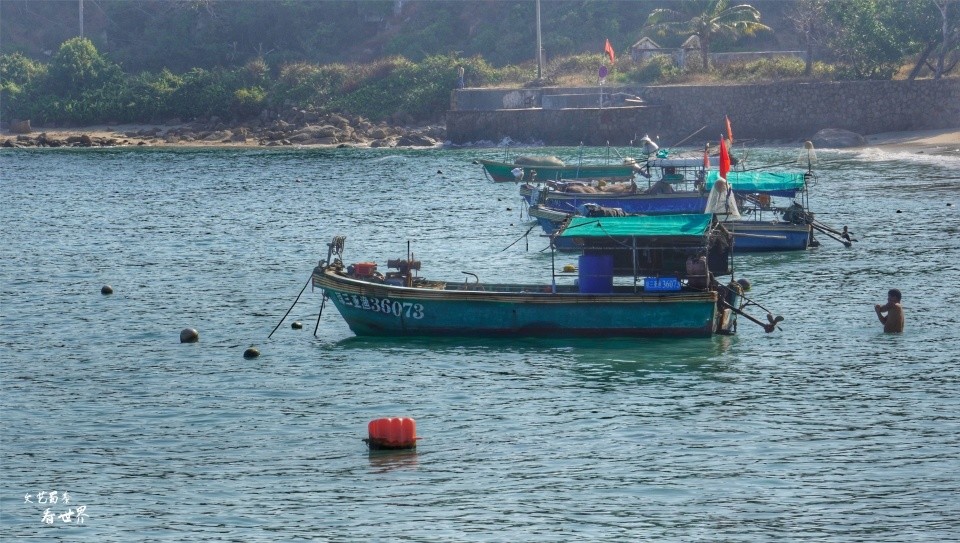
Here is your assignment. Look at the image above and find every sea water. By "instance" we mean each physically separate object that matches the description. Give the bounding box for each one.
[1,144,959,542]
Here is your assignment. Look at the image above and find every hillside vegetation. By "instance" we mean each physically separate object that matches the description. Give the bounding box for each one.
[1,0,956,127]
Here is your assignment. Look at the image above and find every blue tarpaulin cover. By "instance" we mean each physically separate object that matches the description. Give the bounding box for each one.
[705,170,806,197]
[558,213,712,238]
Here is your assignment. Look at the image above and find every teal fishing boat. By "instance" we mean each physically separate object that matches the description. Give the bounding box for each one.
[311,216,781,338]
[477,156,639,183]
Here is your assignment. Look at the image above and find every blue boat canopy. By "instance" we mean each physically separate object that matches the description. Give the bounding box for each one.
[705,170,806,197]
[558,213,712,239]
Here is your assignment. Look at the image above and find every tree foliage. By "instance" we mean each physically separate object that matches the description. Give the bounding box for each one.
[0,1,956,128]
[0,52,46,109]
[46,37,123,98]
[820,0,909,79]
[644,0,772,70]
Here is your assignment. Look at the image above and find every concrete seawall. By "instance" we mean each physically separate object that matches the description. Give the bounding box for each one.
[446,79,960,146]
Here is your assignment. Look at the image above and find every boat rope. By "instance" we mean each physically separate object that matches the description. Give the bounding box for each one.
[667,124,708,149]
[739,160,797,172]
[500,225,538,252]
[268,273,314,339]
[313,293,327,337]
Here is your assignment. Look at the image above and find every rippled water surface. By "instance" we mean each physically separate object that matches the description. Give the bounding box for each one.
[2,144,959,542]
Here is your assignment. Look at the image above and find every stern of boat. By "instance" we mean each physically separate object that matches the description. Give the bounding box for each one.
[715,281,743,335]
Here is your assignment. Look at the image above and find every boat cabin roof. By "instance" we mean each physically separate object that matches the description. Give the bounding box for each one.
[558,213,713,241]
[705,170,806,196]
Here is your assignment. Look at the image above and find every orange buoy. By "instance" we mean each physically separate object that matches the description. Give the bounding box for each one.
[365,417,419,450]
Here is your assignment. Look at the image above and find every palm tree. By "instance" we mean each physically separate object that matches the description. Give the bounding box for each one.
[644,0,771,71]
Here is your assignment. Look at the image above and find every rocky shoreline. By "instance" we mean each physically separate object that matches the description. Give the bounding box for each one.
[2,110,446,149]
[3,114,958,154]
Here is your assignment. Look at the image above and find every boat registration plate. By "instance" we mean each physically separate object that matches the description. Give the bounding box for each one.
[645,277,681,292]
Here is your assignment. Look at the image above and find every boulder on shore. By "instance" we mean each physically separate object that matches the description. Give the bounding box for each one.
[10,120,32,134]
[811,128,866,149]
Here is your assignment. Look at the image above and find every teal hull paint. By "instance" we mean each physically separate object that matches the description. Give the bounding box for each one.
[316,271,717,338]
[479,159,636,183]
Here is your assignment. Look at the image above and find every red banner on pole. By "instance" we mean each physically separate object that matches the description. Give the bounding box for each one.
[604,39,615,64]
[719,136,730,179]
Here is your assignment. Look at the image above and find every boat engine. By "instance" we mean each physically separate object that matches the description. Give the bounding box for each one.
[386,258,421,287]
[387,258,421,275]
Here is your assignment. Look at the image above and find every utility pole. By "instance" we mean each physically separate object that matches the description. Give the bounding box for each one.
[535,0,543,80]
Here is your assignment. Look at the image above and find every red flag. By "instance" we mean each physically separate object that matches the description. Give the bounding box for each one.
[604,39,615,64]
[719,136,730,179]
[725,115,734,144]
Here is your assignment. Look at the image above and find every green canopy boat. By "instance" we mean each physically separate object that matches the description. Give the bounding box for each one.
[309,216,781,339]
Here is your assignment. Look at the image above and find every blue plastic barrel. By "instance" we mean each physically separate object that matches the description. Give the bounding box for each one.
[578,254,614,294]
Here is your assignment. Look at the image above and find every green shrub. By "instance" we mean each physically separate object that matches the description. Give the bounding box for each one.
[45,37,123,99]
[169,68,236,120]
[118,69,182,122]
[232,86,267,118]
[717,56,806,81]
[546,54,604,78]
[242,57,270,86]
[0,52,47,120]
[621,55,682,84]
[327,54,467,122]
[273,61,349,108]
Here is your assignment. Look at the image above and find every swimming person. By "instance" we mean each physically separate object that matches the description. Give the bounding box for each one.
[874,289,904,333]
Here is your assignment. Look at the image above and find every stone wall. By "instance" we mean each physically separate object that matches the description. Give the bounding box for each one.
[446,79,960,146]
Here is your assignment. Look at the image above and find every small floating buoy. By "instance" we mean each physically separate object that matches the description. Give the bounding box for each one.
[562,264,576,273]
[179,328,199,343]
[437,169,443,174]
[291,321,303,329]
[948,203,954,207]
[737,278,752,292]
[365,417,419,450]
[101,285,113,295]
[243,346,260,359]
[896,210,902,213]
[506,207,512,211]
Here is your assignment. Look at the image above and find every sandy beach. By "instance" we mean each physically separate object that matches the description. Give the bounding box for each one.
[3,123,958,153]
[861,128,960,154]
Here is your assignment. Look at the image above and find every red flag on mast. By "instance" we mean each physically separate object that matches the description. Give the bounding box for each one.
[725,115,734,144]
[604,39,615,63]
[719,136,731,179]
